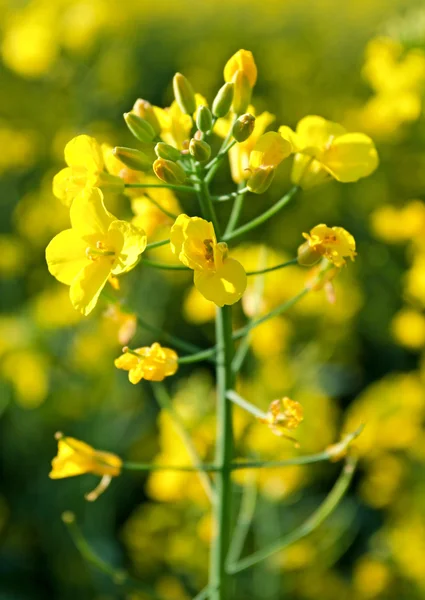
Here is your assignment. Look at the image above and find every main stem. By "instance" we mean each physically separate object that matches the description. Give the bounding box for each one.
[210,305,235,599]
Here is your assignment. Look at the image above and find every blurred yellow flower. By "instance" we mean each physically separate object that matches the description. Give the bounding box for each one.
[1,349,49,409]
[50,433,122,501]
[183,286,216,325]
[391,308,425,350]
[299,224,356,268]
[279,115,378,188]
[371,200,425,244]
[353,555,391,599]
[46,187,146,315]
[258,397,303,440]
[170,214,247,306]
[115,343,178,383]
[131,178,181,237]
[53,135,123,206]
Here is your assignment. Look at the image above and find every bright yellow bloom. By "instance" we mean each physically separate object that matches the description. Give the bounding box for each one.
[115,342,178,383]
[258,398,303,442]
[249,131,292,170]
[53,135,123,206]
[46,187,147,316]
[170,214,247,307]
[279,115,378,189]
[300,224,356,268]
[224,49,257,114]
[50,433,122,501]
[153,94,206,149]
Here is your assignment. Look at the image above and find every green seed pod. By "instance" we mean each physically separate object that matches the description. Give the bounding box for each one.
[232,113,256,142]
[113,147,152,171]
[189,138,211,163]
[247,166,275,194]
[173,72,196,115]
[297,241,322,267]
[124,112,156,143]
[212,82,234,118]
[155,142,181,162]
[153,158,187,184]
[196,105,213,133]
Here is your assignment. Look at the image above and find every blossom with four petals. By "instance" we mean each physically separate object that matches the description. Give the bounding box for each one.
[114,342,178,383]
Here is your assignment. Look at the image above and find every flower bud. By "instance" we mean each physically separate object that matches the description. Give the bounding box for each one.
[132,99,161,136]
[124,112,156,143]
[232,71,252,115]
[173,72,196,115]
[196,105,213,133]
[212,82,235,118]
[297,241,322,267]
[232,113,255,142]
[189,139,211,163]
[155,142,181,162]
[112,147,152,171]
[153,158,187,184]
[247,166,275,194]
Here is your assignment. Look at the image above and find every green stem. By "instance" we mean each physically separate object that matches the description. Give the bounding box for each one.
[142,258,190,271]
[194,586,216,600]
[226,474,258,568]
[226,390,266,419]
[226,456,358,574]
[246,258,298,276]
[195,167,221,236]
[210,305,235,600]
[224,183,248,236]
[142,193,179,219]
[62,512,163,597]
[178,346,217,364]
[151,383,215,502]
[124,183,196,194]
[146,238,170,250]
[223,186,300,242]
[205,140,237,182]
[211,188,249,202]
[233,289,309,341]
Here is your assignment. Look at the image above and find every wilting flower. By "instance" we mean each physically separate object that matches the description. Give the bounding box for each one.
[49,433,122,501]
[279,115,378,189]
[46,187,147,315]
[53,135,123,205]
[258,398,304,443]
[298,224,356,268]
[170,214,247,306]
[224,49,257,114]
[115,342,178,383]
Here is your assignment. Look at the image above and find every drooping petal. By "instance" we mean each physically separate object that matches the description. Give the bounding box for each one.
[295,115,346,153]
[70,187,115,239]
[69,258,112,315]
[249,131,292,169]
[49,437,94,478]
[52,167,88,206]
[108,220,147,275]
[194,258,247,306]
[46,229,89,285]
[64,135,104,172]
[321,133,379,182]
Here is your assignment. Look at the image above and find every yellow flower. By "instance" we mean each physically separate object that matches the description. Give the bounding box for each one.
[279,115,378,189]
[299,224,356,268]
[53,135,123,206]
[46,187,147,316]
[49,433,122,501]
[258,398,303,442]
[247,131,292,192]
[153,94,206,149]
[224,49,257,114]
[115,342,178,383]
[170,214,247,307]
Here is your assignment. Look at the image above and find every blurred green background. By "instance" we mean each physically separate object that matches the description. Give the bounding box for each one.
[2,0,425,598]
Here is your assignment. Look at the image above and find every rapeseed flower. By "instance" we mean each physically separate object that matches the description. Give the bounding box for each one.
[46,187,146,315]
[53,135,123,206]
[298,224,356,267]
[170,214,247,306]
[258,397,303,441]
[279,115,378,189]
[115,342,178,383]
[224,49,257,114]
[50,433,122,501]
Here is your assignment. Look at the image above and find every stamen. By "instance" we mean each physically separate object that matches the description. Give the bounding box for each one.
[204,239,215,262]
[85,475,112,502]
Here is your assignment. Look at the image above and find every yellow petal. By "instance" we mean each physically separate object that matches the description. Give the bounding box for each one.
[64,135,104,172]
[194,258,247,306]
[46,229,89,285]
[295,116,346,152]
[108,220,147,275]
[224,49,257,87]
[278,125,300,151]
[321,133,379,182]
[49,437,94,478]
[114,352,140,370]
[249,131,292,169]
[52,167,87,206]
[70,187,115,239]
[170,213,191,257]
[69,259,112,315]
